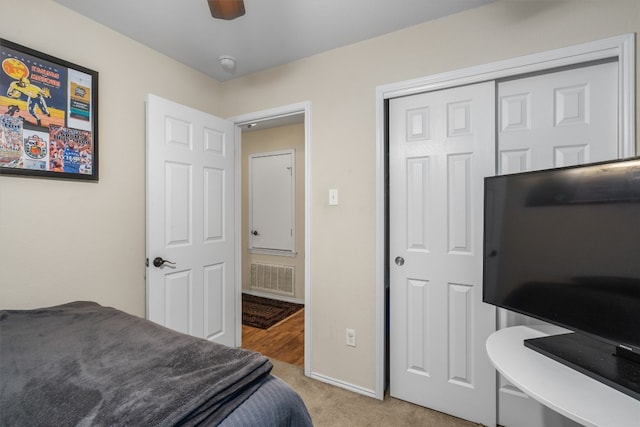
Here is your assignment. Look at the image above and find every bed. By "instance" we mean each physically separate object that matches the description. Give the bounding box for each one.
[0,301,312,426]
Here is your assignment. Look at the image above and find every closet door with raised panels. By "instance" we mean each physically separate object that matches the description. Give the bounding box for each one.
[389,81,496,427]
[497,60,619,427]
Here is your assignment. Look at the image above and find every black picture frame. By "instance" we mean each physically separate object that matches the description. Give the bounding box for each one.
[0,38,98,181]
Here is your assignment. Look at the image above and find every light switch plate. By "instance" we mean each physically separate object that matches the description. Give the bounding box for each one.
[329,189,339,206]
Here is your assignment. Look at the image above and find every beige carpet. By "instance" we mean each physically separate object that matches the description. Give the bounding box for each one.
[270,359,482,427]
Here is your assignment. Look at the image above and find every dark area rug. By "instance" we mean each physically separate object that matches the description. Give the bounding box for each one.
[242,294,304,329]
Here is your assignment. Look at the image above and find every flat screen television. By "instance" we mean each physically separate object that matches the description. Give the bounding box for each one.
[483,157,640,400]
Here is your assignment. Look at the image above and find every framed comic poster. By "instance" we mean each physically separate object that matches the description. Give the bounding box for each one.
[0,39,98,181]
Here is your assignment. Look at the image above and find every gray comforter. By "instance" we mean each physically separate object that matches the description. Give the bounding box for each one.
[0,301,273,426]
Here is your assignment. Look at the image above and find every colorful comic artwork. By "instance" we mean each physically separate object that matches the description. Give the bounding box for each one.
[0,39,96,178]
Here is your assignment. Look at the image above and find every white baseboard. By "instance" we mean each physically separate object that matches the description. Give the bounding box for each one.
[307,371,378,400]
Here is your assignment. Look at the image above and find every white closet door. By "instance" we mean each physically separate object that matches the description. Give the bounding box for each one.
[497,61,620,427]
[249,150,295,253]
[389,81,496,427]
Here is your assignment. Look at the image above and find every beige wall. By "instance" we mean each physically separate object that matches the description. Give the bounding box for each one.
[1,0,638,394]
[0,0,223,316]
[241,124,305,301]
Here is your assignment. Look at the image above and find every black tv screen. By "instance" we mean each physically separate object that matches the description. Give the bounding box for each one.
[483,157,640,355]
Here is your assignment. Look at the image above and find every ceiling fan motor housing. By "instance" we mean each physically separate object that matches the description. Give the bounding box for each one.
[208,0,245,20]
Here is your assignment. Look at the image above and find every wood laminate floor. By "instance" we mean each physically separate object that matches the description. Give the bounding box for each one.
[242,308,304,366]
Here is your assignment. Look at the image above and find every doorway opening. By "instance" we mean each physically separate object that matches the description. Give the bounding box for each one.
[231,102,312,373]
[241,116,305,366]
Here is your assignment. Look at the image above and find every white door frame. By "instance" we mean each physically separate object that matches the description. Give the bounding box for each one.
[375,34,635,399]
[229,101,312,375]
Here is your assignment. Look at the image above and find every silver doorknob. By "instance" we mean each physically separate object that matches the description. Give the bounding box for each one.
[395,256,405,266]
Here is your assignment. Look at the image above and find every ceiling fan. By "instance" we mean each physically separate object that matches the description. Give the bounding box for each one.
[207,0,246,20]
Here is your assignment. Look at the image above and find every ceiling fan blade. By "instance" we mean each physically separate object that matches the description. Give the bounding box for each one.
[207,0,246,20]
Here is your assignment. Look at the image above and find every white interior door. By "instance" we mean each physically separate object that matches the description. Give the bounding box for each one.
[146,94,236,347]
[249,150,295,252]
[496,61,620,427]
[389,82,496,426]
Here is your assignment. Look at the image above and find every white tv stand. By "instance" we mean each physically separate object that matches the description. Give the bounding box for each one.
[486,325,640,427]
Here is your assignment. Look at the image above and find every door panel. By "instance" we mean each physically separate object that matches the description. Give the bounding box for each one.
[496,62,619,427]
[389,82,496,427]
[165,270,190,333]
[165,162,191,245]
[498,61,618,174]
[146,94,236,347]
[204,167,224,240]
[204,263,225,337]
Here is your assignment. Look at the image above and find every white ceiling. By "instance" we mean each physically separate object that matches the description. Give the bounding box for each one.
[53,0,495,82]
